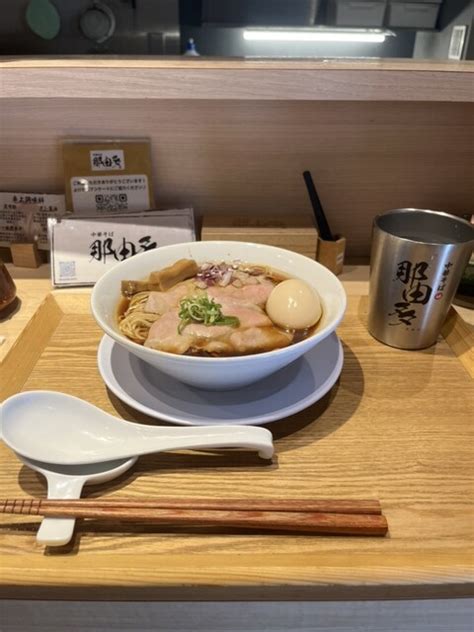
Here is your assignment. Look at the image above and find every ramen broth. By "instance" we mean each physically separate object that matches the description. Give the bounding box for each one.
[116,260,322,356]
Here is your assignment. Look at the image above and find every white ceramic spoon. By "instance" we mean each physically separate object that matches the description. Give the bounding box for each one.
[0,409,136,546]
[16,454,136,547]
[1,391,274,465]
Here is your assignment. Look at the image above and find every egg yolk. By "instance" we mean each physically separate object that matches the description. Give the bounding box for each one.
[266,279,322,330]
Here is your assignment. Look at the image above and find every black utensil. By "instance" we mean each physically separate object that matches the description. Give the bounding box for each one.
[303,171,334,241]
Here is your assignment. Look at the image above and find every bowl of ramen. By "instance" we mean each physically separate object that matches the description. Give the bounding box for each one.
[91,241,346,390]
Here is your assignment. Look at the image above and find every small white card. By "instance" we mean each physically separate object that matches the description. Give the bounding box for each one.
[70,174,150,214]
[49,209,195,287]
[0,192,67,250]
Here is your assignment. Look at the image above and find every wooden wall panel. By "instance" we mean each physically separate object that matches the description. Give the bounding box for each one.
[0,98,472,258]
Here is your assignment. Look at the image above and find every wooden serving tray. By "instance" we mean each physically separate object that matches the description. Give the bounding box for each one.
[0,292,473,600]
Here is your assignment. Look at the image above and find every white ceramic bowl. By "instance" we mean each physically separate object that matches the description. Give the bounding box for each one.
[91,241,346,390]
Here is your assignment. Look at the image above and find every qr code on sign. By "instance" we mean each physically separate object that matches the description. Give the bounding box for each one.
[95,193,128,212]
[59,260,76,279]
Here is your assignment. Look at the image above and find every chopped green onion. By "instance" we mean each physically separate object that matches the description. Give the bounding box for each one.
[178,295,240,334]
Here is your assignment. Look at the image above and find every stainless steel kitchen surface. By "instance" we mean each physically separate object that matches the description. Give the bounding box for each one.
[0,0,473,60]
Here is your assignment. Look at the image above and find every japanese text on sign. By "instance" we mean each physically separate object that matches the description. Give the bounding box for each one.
[89,234,157,263]
[0,192,67,250]
[90,150,125,171]
[388,259,453,328]
[70,175,150,214]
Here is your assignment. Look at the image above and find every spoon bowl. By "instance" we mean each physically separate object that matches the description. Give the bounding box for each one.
[1,391,274,465]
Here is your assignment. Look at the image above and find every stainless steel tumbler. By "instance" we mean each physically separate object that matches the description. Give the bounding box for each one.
[368,209,474,349]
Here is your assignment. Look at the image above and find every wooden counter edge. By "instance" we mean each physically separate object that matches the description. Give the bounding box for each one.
[1,58,474,72]
[0,549,473,601]
[1,59,473,102]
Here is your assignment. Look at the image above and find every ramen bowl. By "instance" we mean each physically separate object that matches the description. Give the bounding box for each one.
[91,241,346,390]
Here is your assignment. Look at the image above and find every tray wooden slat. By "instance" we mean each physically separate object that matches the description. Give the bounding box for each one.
[0,293,472,600]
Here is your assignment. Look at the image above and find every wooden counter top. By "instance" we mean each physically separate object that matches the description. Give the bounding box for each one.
[0,267,473,601]
[1,57,473,101]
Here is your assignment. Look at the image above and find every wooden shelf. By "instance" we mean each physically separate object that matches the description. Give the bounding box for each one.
[1,57,473,102]
[1,58,473,260]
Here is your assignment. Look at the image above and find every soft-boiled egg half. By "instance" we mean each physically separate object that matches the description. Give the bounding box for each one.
[266,279,322,330]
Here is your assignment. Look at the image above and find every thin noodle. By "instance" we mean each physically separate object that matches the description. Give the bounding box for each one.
[126,291,150,313]
[119,291,159,343]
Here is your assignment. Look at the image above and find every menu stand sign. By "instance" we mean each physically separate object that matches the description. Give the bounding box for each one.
[63,139,155,215]
[0,192,67,267]
[49,209,195,287]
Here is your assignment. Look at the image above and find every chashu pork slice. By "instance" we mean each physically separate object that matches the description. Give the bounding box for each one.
[144,310,235,355]
[144,281,196,315]
[229,327,293,355]
[144,277,274,317]
[145,299,273,355]
[207,280,274,307]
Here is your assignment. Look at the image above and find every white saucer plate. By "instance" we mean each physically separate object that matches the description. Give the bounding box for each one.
[97,333,343,426]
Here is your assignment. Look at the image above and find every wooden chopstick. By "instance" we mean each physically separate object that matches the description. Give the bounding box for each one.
[0,498,388,536]
[18,497,382,515]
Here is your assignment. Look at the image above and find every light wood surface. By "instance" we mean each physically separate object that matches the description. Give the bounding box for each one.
[1,100,472,259]
[0,277,89,364]
[201,213,319,259]
[0,291,472,600]
[441,308,474,379]
[3,58,473,70]
[1,58,473,101]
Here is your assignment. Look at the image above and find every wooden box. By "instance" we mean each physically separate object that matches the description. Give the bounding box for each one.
[10,243,43,269]
[201,213,318,259]
[317,235,346,276]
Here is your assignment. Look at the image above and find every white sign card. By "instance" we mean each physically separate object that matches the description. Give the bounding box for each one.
[49,209,195,287]
[70,175,150,214]
[0,192,67,250]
